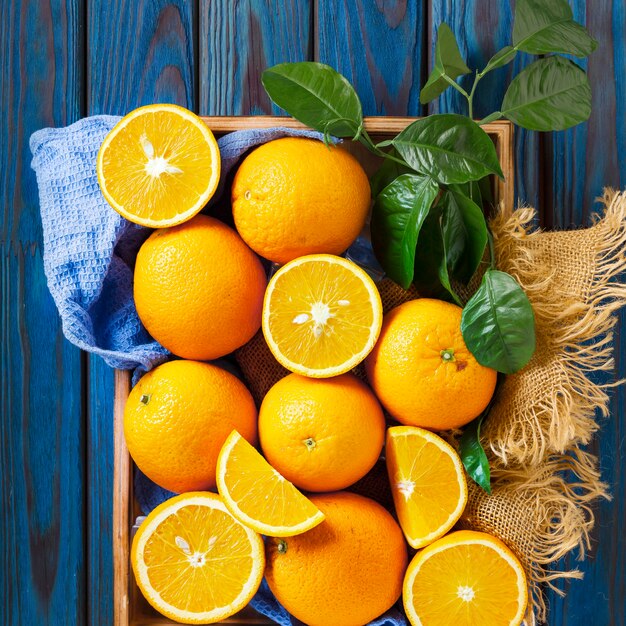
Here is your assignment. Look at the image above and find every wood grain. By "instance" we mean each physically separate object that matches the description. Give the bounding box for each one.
[199,0,312,115]
[87,1,197,623]
[315,0,425,116]
[0,1,86,624]
[428,0,542,212]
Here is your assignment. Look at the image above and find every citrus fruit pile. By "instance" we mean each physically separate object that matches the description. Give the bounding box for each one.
[98,105,527,626]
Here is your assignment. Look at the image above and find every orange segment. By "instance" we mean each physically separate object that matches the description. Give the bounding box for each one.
[262,254,383,378]
[403,530,528,626]
[216,430,325,536]
[386,426,468,549]
[97,104,220,227]
[131,492,264,624]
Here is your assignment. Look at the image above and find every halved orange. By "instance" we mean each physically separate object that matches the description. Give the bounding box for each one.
[386,426,468,549]
[131,492,264,624]
[216,430,325,536]
[403,530,528,626]
[97,104,220,227]
[262,254,383,378]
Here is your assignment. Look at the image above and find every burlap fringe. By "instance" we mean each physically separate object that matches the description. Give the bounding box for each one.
[471,189,626,622]
[485,189,626,466]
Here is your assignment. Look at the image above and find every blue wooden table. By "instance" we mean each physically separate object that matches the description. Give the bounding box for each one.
[1,1,624,624]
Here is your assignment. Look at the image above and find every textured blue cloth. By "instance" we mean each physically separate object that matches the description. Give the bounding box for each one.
[30,116,323,370]
[32,115,406,626]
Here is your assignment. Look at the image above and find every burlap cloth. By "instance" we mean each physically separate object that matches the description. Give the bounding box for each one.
[236,189,626,624]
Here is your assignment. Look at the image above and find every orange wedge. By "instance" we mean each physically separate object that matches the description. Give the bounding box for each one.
[262,254,383,378]
[97,104,220,227]
[217,430,325,536]
[386,426,468,549]
[403,530,528,626]
[131,492,264,624]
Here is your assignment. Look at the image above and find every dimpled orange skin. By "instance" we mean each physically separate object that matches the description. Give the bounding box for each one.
[365,299,497,431]
[134,215,266,360]
[123,360,258,493]
[265,492,408,626]
[258,373,386,492]
[231,138,371,264]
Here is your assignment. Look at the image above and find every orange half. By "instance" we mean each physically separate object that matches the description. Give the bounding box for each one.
[131,492,264,624]
[262,254,383,378]
[403,530,528,626]
[97,104,220,227]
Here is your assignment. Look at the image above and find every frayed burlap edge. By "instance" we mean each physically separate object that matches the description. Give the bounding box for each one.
[474,188,626,623]
[486,189,626,465]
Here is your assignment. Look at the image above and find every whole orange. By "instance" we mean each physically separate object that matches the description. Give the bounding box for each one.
[265,492,408,626]
[258,373,385,492]
[231,138,370,264]
[134,214,266,360]
[124,360,257,493]
[365,298,497,430]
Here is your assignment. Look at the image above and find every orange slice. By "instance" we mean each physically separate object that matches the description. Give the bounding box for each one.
[97,104,220,227]
[131,492,264,624]
[217,430,325,536]
[403,530,528,626]
[262,254,383,378]
[386,426,468,549]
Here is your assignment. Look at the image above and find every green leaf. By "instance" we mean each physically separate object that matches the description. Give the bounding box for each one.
[479,111,504,125]
[443,188,488,283]
[501,56,591,131]
[413,205,461,304]
[459,413,491,493]
[369,150,412,198]
[262,62,363,137]
[513,0,598,58]
[461,269,536,373]
[371,174,439,289]
[420,23,471,104]
[392,114,504,185]
[484,46,517,72]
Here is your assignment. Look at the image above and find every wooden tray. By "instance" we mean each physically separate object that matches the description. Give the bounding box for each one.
[113,116,515,625]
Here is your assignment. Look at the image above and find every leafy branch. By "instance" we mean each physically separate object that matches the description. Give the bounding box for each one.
[261,0,596,491]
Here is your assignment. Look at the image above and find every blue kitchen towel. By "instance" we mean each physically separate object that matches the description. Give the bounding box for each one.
[135,469,408,626]
[30,116,324,370]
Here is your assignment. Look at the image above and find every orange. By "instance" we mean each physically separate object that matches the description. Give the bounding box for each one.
[386,426,468,549]
[259,373,385,492]
[231,137,370,264]
[131,492,264,624]
[403,530,527,626]
[134,215,266,360]
[266,492,408,626]
[216,430,325,537]
[262,254,382,378]
[97,104,220,227]
[124,360,257,493]
[365,299,497,430]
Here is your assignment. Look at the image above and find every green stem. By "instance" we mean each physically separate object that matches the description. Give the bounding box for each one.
[359,130,409,166]
[487,229,496,269]
[442,73,471,104]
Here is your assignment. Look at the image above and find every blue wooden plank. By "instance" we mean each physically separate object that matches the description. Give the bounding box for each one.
[199,0,312,115]
[428,1,542,212]
[87,1,197,623]
[316,0,425,116]
[548,1,625,227]
[0,1,86,624]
